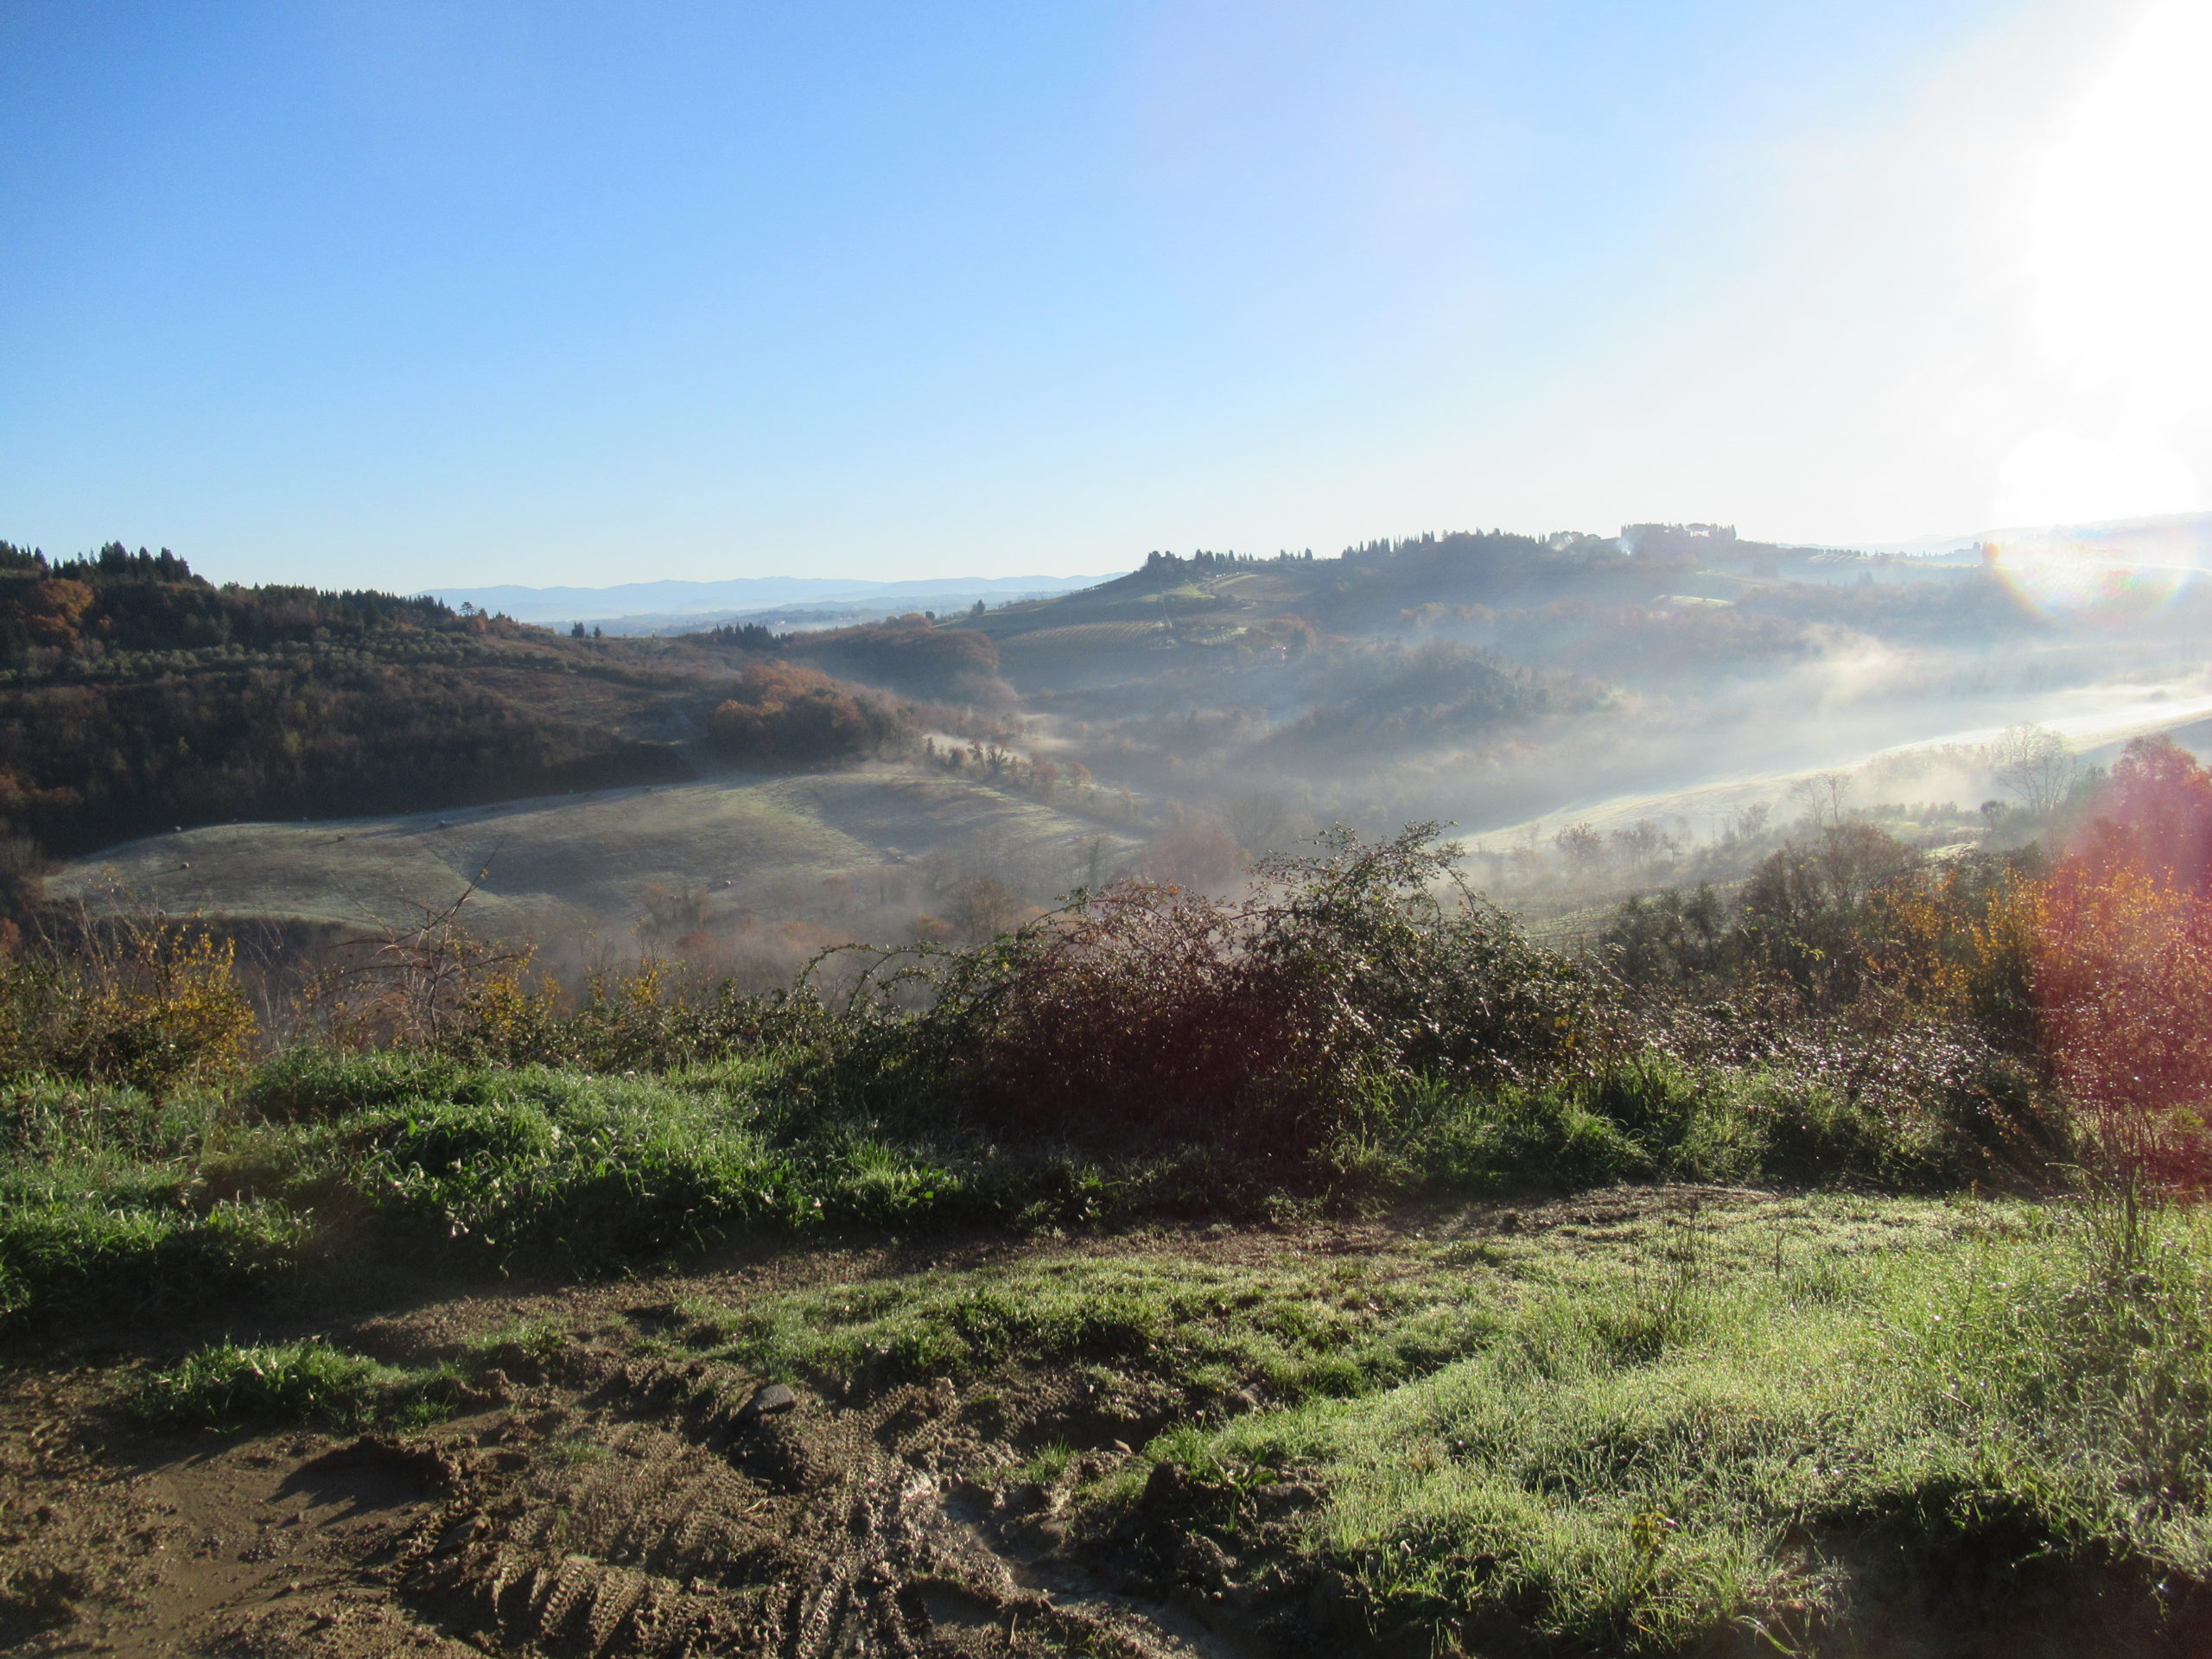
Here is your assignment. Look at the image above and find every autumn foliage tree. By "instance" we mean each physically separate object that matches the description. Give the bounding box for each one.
[0,543,692,855]
[706,662,916,766]
[2036,736,2212,1211]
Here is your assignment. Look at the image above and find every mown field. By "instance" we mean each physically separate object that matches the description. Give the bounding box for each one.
[47,769,1142,942]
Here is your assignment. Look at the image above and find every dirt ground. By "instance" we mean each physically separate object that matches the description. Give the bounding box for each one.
[0,1200,1549,1659]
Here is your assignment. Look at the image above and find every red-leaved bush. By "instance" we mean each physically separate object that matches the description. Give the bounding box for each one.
[2037,736,2212,1201]
[2035,857,2212,1196]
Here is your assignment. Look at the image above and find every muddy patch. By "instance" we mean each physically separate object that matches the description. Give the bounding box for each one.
[397,1348,1274,1656]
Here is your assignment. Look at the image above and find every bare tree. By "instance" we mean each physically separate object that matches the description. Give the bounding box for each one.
[1221,788,1292,854]
[946,875,1025,944]
[308,873,530,1047]
[1788,772,1855,829]
[1988,722,2077,817]
[1727,802,1772,842]
[1609,818,1674,867]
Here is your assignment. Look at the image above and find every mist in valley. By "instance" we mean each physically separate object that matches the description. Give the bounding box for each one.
[51,521,2212,991]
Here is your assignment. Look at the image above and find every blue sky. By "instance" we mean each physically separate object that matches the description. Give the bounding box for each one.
[2,0,2193,588]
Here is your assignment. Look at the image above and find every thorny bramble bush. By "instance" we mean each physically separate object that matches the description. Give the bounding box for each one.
[813,824,1595,1155]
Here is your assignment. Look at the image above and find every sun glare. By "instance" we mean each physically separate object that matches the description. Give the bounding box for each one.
[1993,0,2212,530]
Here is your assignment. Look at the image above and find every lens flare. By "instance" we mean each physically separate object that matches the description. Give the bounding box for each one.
[2028,2,2212,420]
[1981,516,2208,620]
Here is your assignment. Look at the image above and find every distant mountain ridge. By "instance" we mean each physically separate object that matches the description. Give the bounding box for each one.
[427,572,1121,626]
[1863,510,2212,558]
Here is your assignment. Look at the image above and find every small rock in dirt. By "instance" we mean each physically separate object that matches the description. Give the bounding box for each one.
[1178,1534,1236,1588]
[740,1382,798,1420]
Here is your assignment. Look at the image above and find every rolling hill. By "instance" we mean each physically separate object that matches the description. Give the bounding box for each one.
[37,520,2212,950]
[50,769,1143,950]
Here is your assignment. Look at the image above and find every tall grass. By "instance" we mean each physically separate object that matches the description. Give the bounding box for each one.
[0,1033,2063,1333]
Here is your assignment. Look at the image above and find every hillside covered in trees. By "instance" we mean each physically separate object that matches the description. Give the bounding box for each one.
[0,543,716,862]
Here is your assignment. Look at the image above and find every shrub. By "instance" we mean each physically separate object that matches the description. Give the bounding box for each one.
[830,825,1593,1157]
[0,919,256,1090]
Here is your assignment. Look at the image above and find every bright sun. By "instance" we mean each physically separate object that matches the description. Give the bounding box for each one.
[1993,0,2212,529]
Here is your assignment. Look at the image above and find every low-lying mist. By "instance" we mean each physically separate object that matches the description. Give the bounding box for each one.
[40,531,2212,970]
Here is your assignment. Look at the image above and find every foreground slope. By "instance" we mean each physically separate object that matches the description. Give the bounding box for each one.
[6,1189,2205,1658]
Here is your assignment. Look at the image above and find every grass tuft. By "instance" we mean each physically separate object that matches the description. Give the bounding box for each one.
[131,1338,458,1433]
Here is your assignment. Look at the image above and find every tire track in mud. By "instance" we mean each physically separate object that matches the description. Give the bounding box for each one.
[398,1351,1251,1658]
